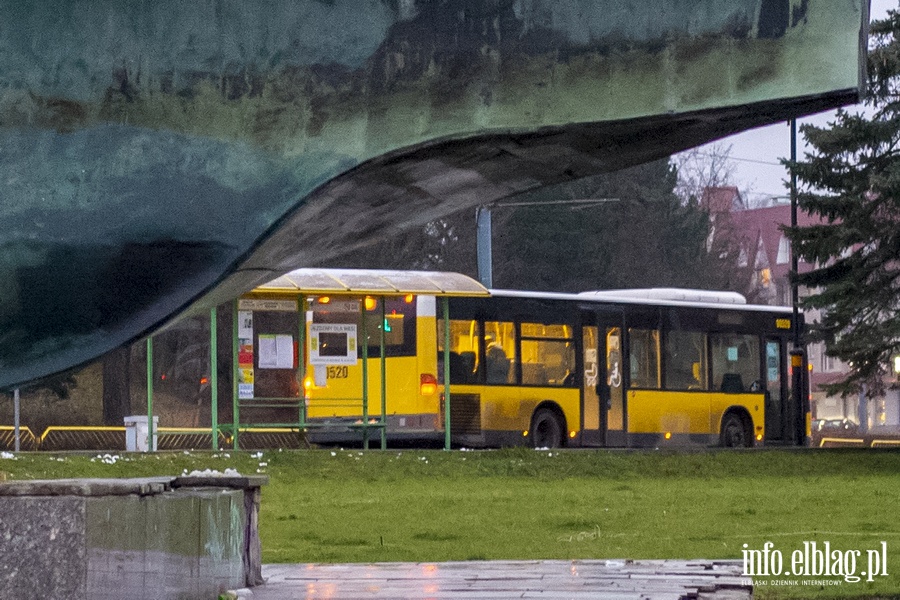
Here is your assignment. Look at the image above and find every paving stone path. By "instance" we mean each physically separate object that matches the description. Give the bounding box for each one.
[246,559,751,599]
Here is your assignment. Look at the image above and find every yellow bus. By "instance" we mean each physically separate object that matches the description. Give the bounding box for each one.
[439,289,807,448]
[237,269,807,448]
[302,293,442,439]
[235,269,487,445]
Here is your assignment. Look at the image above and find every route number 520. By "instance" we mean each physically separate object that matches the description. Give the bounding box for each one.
[327,366,348,379]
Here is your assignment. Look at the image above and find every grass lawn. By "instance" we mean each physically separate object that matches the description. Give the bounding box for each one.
[2,447,899,598]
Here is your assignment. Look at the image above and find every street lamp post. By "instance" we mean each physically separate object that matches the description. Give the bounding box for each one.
[476,206,493,288]
[789,118,809,445]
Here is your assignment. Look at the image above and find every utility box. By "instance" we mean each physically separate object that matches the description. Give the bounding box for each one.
[124,415,159,451]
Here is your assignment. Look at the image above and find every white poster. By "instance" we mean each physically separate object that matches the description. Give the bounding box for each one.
[258,334,277,368]
[258,334,294,369]
[238,311,253,339]
[275,334,294,368]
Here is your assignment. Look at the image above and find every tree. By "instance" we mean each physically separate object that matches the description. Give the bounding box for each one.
[331,210,478,275]
[788,11,900,396]
[102,346,132,425]
[493,158,733,293]
[337,155,750,297]
[673,142,739,204]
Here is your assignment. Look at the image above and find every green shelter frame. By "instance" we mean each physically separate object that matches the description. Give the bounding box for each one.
[143,269,488,451]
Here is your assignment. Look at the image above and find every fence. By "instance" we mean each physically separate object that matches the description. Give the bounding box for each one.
[0,426,305,452]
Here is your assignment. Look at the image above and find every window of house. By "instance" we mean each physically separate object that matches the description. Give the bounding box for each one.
[777,235,791,265]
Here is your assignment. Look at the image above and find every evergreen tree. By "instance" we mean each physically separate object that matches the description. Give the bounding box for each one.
[493,159,733,293]
[788,11,900,396]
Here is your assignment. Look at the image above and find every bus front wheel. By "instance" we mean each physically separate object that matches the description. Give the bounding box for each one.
[720,412,751,448]
[531,409,565,448]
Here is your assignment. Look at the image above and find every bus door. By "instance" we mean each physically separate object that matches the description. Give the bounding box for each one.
[581,311,625,446]
[764,338,787,442]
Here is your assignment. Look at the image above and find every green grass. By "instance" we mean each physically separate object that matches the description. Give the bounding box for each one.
[2,447,900,599]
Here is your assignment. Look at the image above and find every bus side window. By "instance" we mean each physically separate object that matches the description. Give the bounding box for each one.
[520,322,576,386]
[458,351,476,379]
[711,333,760,394]
[628,328,660,389]
[438,319,483,383]
[486,343,511,383]
[664,330,707,390]
[439,351,470,384]
[483,321,515,384]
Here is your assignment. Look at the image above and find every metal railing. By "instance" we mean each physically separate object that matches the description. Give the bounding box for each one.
[0,426,303,451]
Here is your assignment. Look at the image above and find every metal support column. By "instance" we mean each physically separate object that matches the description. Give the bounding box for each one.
[442,297,452,450]
[232,300,240,450]
[789,118,809,445]
[13,388,20,453]
[361,300,370,449]
[476,206,493,288]
[146,338,154,452]
[380,299,387,450]
[210,306,218,450]
[298,296,307,429]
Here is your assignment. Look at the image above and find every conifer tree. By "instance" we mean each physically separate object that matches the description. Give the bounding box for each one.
[789,11,900,395]
[493,158,733,294]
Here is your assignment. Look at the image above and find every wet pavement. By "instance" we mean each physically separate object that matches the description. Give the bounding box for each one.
[243,559,751,599]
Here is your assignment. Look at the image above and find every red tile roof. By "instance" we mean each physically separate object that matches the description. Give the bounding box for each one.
[731,204,824,280]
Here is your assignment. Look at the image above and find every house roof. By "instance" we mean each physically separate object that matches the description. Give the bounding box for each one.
[731,204,824,280]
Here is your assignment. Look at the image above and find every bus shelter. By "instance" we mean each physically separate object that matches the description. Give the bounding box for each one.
[226,269,488,450]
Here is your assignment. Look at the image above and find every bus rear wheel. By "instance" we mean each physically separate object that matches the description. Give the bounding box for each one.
[720,412,751,448]
[531,409,565,448]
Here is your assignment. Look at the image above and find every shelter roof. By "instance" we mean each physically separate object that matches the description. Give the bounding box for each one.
[251,268,489,297]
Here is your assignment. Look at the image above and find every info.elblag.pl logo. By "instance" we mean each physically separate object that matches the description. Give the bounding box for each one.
[742,541,888,583]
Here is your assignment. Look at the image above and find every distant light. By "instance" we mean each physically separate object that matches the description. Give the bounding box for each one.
[199,377,209,385]
[664,432,672,440]
[364,296,376,311]
[318,296,331,304]
[523,430,529,437]
[404,294,415,304]
[756,434,763,441]
[569,431,576,438]
[894,355,900,374]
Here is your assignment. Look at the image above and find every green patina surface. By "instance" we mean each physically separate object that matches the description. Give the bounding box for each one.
[0,2,863,158]
[0,0,868,388]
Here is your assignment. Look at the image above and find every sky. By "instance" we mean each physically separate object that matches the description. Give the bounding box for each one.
[696,0,894,206]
